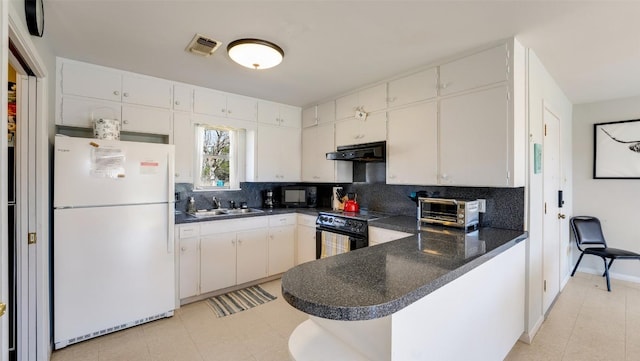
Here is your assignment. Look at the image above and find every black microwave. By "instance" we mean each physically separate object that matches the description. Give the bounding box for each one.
[281,186,317,208]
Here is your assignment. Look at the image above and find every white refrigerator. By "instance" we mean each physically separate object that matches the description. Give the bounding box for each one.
[53,135,176,349]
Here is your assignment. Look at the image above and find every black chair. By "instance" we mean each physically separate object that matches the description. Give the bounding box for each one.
[570,216,640,291]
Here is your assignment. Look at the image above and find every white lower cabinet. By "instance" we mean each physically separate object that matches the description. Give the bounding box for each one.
[296,214,317,264]
[368,227,412,246]
[267,214,296,276]
[178,214,298,302]
[200,232,237,293]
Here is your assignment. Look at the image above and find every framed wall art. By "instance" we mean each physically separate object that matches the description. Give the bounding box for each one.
[593,119,640,179]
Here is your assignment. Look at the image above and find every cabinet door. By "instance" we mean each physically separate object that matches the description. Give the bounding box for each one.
[388,68,438,107]
[193,88,227,116]
[316,101,335,124]
[257,100,281,125]
[236,229,268,285]
[59,96,121,128]
[179,237,199,299]
[268,225,295,276]
[61,61,122,102]
[227,95,257,121]
[200,232,237,293]
[296,225,316,265]
[278,105,301,128]
[121,104,172,135]
[359,83,387,113]
[302,123,334,182]
[173,85,193,112]
[335,112,386,147]
[173,112,194,182]
[302,106,317,128]
[387,102,438,185]
[335,92,359,120]
[256,125,301,181]
[439,86,509,186]
[440,45,507,96]
[122,75,172,109]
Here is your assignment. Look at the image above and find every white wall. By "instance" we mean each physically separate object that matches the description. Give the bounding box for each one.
[572,96,640,283]
[523,49,573,342]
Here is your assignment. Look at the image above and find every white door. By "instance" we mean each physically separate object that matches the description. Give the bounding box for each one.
[542,107,562,313]
[53,136,173,207]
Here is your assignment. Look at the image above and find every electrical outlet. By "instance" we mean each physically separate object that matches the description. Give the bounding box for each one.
[477,199,486,213]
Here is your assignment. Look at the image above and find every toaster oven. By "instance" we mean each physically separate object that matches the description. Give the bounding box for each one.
[419,197,479,230]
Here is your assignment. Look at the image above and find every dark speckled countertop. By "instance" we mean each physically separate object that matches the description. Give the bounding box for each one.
[281,217,527,321]
[174,207,322,224]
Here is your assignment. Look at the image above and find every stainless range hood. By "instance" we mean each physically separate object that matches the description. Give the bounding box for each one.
[326,141,386,162]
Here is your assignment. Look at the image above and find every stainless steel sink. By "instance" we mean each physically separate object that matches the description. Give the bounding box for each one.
[190,209,228,217]
[188,208,263,218]
[225,208,264,215]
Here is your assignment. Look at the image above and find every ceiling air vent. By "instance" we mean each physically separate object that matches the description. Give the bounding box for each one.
[186,34,222,56]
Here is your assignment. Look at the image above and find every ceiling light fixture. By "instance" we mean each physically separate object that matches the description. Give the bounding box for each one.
[227,38,284,70]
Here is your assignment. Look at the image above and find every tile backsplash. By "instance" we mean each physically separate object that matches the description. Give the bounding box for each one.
[176,182,525,231]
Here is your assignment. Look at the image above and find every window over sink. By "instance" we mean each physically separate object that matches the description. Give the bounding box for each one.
[195,124,244,190]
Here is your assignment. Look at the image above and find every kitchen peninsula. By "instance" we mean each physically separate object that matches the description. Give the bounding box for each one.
[282,217,527,361]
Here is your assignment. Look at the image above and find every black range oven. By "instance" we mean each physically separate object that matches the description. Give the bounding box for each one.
[315,212,370,259]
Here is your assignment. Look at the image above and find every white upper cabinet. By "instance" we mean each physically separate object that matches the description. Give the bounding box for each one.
[173,85,193,112]
[254,124,301,182]
[258,100,301,127]
[61,61,122,102]
[301,101,335,128]
[173,112,194,182]
[335,111,386,147]
[193,88,257,122]
[121,75,172,109]
[387,101,438,185]
[121,104,172,135]
[335,83,387,120]
[302,106,317,128]
[439,44,508,96]
[439,85,510,186]
[59,96,121,128]
[316,101,336,124]
[302,122,352,183]
[61,60,172,109]
[387,68,438,108]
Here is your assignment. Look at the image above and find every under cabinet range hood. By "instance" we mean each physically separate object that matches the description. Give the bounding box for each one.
[326,141,386,162]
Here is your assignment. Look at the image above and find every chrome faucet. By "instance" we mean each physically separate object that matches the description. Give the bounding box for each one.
[211,197,221,209]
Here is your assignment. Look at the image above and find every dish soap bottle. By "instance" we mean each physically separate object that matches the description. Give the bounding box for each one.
[187,197,196,214]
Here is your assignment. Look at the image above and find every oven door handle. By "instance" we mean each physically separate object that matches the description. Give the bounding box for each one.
[316,227,366,239]
[422,198,457,205]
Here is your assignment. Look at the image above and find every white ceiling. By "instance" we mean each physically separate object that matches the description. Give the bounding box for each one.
[42,1,640,107]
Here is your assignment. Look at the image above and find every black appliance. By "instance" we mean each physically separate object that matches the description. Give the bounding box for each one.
[315,211,373,259]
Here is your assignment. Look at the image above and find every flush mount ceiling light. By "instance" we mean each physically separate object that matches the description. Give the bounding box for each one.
[227,39,284,70]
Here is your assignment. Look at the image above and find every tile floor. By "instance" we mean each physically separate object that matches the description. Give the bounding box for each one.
[51,272,639,361]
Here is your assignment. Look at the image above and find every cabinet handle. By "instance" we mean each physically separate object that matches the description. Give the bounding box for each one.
[388,97,397,103]
[313,176,320,179]
[175,100,180,105]
[113,91,120,96]
[221,108,226,113]
[231,240,236,245]
[123,92,129,97]
[389,175,396,179]
[175,173,180,177]
[181,246,187,251]
[228,109,232,114]
[238,239,243,245]
[122,120,129,125]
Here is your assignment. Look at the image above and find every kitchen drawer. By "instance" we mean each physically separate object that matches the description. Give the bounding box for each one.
[269,214,297,227]
[297,214,317,228]
[200,217,269,235]
[178,224,200,239]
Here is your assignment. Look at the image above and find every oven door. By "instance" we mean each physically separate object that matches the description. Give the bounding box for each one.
[315,228,367,259]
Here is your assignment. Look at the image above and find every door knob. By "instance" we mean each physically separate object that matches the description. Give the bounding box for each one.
[558,214,566,219]
[0,303,6,317]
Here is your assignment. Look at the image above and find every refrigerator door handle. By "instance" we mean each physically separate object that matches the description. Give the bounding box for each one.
[167,150,175,254]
